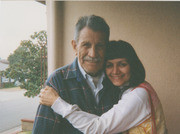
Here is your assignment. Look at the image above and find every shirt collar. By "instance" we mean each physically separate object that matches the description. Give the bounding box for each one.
[63,58,77,79]
[78,59,87,79]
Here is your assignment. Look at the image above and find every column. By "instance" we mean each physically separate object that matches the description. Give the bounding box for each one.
[46,0,64,76]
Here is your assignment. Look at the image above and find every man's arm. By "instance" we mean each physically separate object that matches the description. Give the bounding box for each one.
[32,71,65,134]
[32,104,63,134]
[33,68,84,134]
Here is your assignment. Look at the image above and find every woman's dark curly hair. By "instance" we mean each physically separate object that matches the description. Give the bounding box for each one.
[105,40,146,87]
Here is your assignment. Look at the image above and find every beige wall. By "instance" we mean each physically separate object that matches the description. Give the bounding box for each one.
[50,1,180,133]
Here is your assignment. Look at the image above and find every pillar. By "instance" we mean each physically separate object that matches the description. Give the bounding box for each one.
[46,0,64,76]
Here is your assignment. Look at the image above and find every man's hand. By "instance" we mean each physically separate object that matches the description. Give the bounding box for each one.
[39,86,59,106]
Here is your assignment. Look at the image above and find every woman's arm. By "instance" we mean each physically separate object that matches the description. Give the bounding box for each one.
[40,86,151,134]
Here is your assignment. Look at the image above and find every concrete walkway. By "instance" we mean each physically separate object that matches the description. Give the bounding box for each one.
[0,125,21,134]
[0,87,26,102]
[0,87,39,133]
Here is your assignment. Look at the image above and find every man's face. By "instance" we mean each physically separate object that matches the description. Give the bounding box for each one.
[72,27,107,76]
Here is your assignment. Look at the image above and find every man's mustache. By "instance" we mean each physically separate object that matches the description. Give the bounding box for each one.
[83,56,101,63]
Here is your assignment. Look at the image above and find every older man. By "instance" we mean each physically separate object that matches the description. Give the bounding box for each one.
[32,15,119,134]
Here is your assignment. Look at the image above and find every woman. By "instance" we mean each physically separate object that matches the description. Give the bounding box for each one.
[40,40,167,134]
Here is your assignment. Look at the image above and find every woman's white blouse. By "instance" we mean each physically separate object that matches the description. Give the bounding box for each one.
[51,87,151,134]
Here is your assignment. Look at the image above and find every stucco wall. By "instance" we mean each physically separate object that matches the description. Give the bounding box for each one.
[55,1,180,133]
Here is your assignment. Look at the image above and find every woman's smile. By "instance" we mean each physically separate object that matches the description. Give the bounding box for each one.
[106,58,131,87]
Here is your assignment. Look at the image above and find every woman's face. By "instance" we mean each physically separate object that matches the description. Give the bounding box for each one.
[106,58,131,87]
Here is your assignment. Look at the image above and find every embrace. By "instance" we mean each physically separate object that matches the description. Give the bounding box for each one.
[33,15,167,134]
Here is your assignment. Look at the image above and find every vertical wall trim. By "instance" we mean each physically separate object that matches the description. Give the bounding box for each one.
[46,0,64,76]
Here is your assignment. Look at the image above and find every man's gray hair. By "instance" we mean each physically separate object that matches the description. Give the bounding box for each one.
[74,15,110,42]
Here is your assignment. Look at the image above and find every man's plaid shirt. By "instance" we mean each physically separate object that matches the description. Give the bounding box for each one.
[32,58,119,134]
